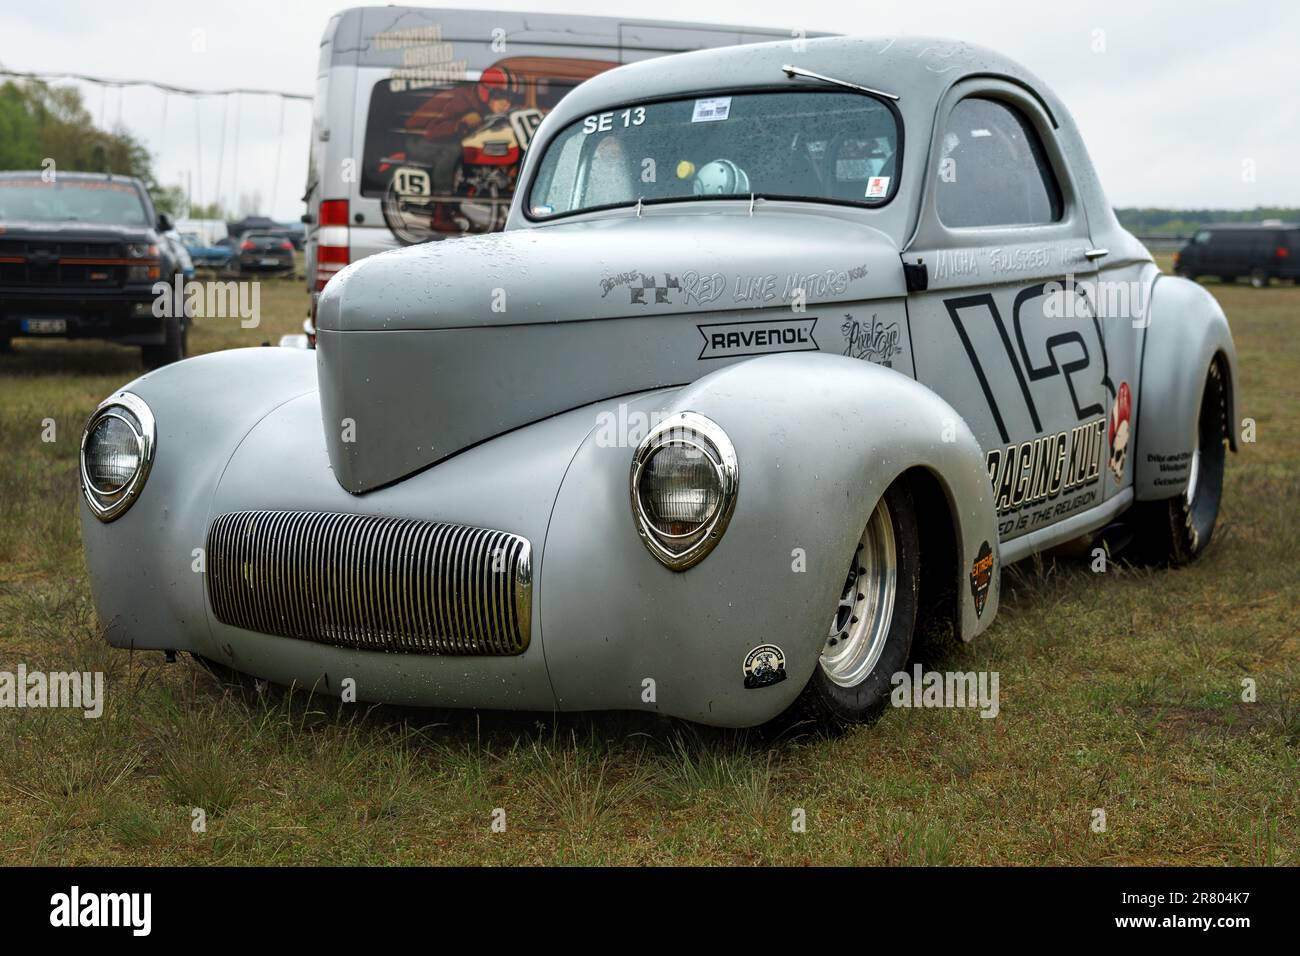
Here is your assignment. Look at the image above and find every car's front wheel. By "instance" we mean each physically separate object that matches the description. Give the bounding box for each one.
[779,479,920,733]
[1134,361,1228,564]
[1249,268,1270,289]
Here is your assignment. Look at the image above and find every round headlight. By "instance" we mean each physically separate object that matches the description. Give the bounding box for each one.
[630,412,737,570]
[80,392,156,521]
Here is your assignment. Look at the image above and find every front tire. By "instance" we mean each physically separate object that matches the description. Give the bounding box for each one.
[1134,361,1228,564]
[778,479,920,733]
[1249,268,1269,289]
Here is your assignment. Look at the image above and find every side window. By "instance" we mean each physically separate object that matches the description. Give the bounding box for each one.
[937,97,1063,228]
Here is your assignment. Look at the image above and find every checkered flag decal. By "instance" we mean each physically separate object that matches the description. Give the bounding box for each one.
[630,273,680,304]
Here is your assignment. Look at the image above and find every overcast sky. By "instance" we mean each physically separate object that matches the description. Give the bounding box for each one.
[2,0,1294,221]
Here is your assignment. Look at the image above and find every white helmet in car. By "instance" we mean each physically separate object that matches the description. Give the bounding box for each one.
[693,159,750,196]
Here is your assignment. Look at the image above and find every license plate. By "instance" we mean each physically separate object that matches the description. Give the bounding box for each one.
[261,258,280,267]
[21,318,67,334]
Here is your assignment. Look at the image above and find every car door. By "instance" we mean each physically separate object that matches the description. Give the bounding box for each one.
[903,81,1111,545]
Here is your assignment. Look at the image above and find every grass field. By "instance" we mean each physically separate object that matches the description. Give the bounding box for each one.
[0,259,1295,866]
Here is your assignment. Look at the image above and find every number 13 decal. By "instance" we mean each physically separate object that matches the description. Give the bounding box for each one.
[944,281,1115,445]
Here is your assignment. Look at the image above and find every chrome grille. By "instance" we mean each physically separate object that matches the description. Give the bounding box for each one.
[206,510,532,655]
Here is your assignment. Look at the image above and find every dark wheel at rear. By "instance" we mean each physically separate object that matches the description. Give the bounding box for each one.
[1249,268,1269,289]
[141,313,188,370]
[775,479,920,734]
[1134,361,1228,564]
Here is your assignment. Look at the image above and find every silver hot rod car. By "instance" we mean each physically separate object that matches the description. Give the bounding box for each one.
[79,37,1237,730]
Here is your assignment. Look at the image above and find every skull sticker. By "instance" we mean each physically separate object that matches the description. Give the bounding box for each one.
[1108,381,1132,483]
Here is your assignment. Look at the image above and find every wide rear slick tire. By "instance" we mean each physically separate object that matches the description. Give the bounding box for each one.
[1135,361,1228,565]
[774,479,920,735]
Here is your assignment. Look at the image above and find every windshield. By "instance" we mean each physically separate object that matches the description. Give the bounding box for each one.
[527,90,899,219]
[0,178,150,226]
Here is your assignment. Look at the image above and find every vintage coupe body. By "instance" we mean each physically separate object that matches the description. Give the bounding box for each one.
[79,37,1237,730]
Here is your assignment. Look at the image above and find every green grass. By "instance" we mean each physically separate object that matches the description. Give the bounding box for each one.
[0,260,1295,865]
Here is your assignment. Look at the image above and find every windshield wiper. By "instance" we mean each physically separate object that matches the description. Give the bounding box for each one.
[781,64,899,102]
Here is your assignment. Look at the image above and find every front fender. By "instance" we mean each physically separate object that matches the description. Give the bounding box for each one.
[541,352,999,727]
[1134,275,1239,500]
[79,348,318,651]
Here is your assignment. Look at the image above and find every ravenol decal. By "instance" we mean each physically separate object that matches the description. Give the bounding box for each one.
[698,317,819,360]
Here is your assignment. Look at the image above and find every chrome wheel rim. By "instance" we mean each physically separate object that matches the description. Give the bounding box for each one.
[821,497,897,688]
[1185,435,1201,508]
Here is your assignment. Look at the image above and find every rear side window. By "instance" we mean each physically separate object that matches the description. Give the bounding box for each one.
[937,97,1063,228]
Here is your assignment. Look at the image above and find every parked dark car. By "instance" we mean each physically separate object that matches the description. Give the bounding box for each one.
[234,233,296,275]
[0,171,188,367]
[1174,223,1300,288]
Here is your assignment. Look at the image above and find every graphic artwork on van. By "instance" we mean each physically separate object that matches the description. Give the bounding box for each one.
[365,56,620,244]
[943,281,1116,445]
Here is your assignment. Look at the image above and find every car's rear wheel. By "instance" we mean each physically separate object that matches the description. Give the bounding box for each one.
[777,480,920,733]
[1134,361,1228,564]
[1249,268,1269,289]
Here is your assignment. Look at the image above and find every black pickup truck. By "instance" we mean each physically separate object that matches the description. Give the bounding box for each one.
[0,171,188,367]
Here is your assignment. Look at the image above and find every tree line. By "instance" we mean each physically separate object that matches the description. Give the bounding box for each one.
[0,75,220,217]
[1115,207,1299,237]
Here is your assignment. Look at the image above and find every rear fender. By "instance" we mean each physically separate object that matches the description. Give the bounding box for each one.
[1134,275,1238,500]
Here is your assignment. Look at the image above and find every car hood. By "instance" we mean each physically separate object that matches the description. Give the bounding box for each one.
[0,220,157,243]
[316,210,906,493]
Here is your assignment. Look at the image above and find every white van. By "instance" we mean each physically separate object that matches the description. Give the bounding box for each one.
[303,7,813,326]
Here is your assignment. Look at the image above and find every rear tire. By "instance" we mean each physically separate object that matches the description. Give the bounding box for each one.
[775,479,920,734]
[1133,361,1228,564]
[1249,268,1269,289]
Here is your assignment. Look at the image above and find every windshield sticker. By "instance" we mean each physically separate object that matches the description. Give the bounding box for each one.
[865,176,890,199]
[582,107,646,134]
[691,97,732,123]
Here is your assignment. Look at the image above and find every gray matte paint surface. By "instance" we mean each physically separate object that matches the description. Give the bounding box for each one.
[80,35,1236,727]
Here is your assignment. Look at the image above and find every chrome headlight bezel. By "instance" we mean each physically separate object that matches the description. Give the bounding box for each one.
[80,392,156,522]
[630,411,738,571]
